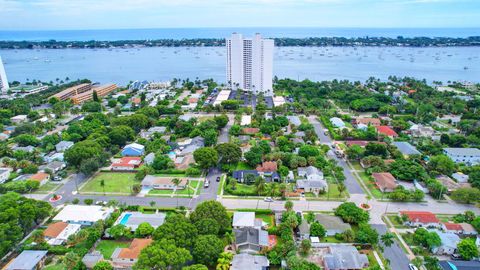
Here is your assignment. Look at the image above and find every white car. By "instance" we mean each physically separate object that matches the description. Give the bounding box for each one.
[263,197,274,202]
[408,264,418,270]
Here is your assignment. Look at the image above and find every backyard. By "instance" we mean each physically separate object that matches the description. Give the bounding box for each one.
[33,182,61,194]
[80,172,137,194]
[95,240,130,259]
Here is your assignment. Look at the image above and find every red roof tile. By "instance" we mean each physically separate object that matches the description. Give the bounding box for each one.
[113,157,142,168]
[242,128,260,135]
[372,172,398,191]
[256,161,277,172]
[443,222,462,231]
[376,126,398,137]
[400,211,440,224]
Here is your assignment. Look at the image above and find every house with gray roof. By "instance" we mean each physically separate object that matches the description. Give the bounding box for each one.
[144,152,155,165]
[315,213,352,236]
[12,145,35,153]
[320,245,369,270]
[177,136,204,156]
[231,254,269,270]
[55,141,74,152]
[296,166,328,194]
[82,251,104,269]
[234,227,269,254]
[286,116,301,126]
[430,229,460,255]
[40,160,66,173]
[443,148,480,166]
[6,250,48,270]
[330,117,345,128]
[298,219,311,240]
[114,211,166,231]
[393,141,421,156]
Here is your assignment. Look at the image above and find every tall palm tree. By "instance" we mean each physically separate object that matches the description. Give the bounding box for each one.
[171,178,181,208]
[100,179,105,195]
[381,232,395,247]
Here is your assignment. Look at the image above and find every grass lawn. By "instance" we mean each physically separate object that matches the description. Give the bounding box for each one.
[176,180,200,195]
[33,182,61,194]
[256,213,274,226]
[358,172,384,199]
[224,183,257,196]
[81,173,138,193]
[236,161,253,170]
[217,175,226,195]
[148,189,174,195]
[385,215,407,229]
[350,161,363,171]
[96,240,130,259]
[365,250,379,268]
[43,263,66,270]
[320,236,343,243]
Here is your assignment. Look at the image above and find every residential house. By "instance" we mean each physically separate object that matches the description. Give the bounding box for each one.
[439,260,480,270]
[5,250,48,270]
[256,161,280,182]
[82,251,104,269]
[409,124,435,138]
[372,172,398,192]
[29,172,50,186]
[233,170,260,183]
[43,222,81,245]
[234,227,269,253]
[111,238,153,269]
[174,155,195,170]
[430,229,460,255]
[53,205,113,226]
[354,117,381,127]
[144,153,155,165]
[296,166,328,194]
[345,140,385,148]
[141,175,187,190]
[232,212,265,228]
[376,126,398,138]
[231,254,269,270]
[40,161,66,173]
[317,244,369,270]
[298,219,311,240]
[436,175,470,193]
[121,143,145,157]
[315,213,352,236]
[55,141,74,152]
[177,136,204,157]
[400,211,441,228]
[393,141,421,156]
[452,172,469,183]
[286,116,301,126]
[329,117,345,128]
[441,223,463,234]
[114,212,166,231]
[443,148,480,166]
[243,127,260,135]
[0,168,10,183]
[44,152,64,163]
[111,157,142,171]
[13,145,36,153]
[10,114,28,124]
[140,126,167,140]
[459,223,477,236]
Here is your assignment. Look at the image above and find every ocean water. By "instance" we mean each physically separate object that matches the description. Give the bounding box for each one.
[0,27,479,41]
[1,46,479,85]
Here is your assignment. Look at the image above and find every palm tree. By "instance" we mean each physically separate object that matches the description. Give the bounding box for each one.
[149,201,156,208]
[100,179,105,195]
[171,178,181,208]
[381,232,395,247]
[337,183,346,196]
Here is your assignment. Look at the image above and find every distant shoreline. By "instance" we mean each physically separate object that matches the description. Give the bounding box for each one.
[1,36,480,49]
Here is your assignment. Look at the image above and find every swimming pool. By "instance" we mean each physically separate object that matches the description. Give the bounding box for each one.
[119,213,132,225]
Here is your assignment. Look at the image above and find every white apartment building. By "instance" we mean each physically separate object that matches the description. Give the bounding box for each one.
[444,147,480,166]
[226,33,274,96]
[0,56,8,93]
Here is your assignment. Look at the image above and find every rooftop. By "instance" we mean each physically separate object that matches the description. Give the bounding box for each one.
[231,254,269,270]
[6,250,48,270]
[233,212,255,227]
[376,126,398,137]
[400,211,440,224]
[372,172,398,190]
[444,148,480,156]
[393,141,421,156]
[114,238,153,259]
[53,205,113,223]
[43,222,68,238]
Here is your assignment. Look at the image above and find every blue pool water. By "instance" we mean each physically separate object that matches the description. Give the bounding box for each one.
[119,213,132,225]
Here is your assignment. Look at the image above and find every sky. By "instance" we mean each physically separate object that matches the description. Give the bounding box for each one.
[0,0,479,30]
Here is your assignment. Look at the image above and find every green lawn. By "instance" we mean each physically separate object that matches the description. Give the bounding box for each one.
[235,162,253,170]
[385,215,407,229]
[224,183,257,195]
[358,172,384,199]
[217,175,226,195]
[350,161,363,171]
[81,173,138,193]
[95,240,130,259]
[33,182,61,194]
[320,236,343,243]
[256,213,274,226]
[148,180,200,197]
[43,263,66,270]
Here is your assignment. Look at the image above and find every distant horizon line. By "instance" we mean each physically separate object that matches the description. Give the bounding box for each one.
[1,26,480,32]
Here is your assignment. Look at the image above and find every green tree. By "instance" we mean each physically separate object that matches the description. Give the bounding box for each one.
[334,202,369,224]
[310,222,326,238]
[300,239,311,256]
[244,146,263,167]
[194,218,220,235]
[427,155,455,176]
[93,261,113,270]
[457,238,478,260]
[413,228,441,251]
[214,114,229,128]
[389,159,426,181]
[381,232,395,247]
[193,147,218,169]
[192,235,224,266]
[14,134,40,146]
[134,239,191,270]
[190,200,230,232]
[355,223,379,245]
[135,222,154,238]
[215,143,242,164]
[202,129,218,146]
[216,252,233,270]
[183,265,208,270]
[451,187,480,204]
[284,200,294,211]
[107,224,132,240]
[298,145,320,158]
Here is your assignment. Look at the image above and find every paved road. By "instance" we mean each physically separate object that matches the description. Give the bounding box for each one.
[308,115,364,194]
[373,224,411,270]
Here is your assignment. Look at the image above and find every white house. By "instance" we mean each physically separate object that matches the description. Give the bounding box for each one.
[329,117,345,128]
[53,205,113,226]
[10,114,28,124]
[452,172,469,183]
[55,141,74,152]
[43,222,81,245]
[443,148,480,166]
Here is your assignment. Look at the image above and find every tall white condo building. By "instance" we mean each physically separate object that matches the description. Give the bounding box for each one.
[0,56,8,93]
[226,33,274,96]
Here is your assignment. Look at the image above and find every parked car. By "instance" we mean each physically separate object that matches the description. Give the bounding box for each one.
[408,264,418,270]
[53,176,62,181]
[204,181,210,188]
[450,254,462,260]
[216,176,220,182]
[263,197,273,202]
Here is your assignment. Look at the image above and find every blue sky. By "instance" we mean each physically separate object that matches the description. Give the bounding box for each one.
[0,0,479,30]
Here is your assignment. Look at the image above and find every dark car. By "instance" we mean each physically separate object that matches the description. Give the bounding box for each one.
[216,177,220,182]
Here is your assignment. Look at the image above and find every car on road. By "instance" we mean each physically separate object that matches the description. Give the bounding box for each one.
[216,176,220,182]
[263,197,273,202]
[204,181,210,188]
[53,176,62,181]
[408,264,418,270]
[95,201,107,206]
[451,254,462,260]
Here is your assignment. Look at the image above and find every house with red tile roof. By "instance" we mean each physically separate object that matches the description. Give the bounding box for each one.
[442,223,463,234]
[399,211,441,228]
[376,126,398,138]
[372,172,398,192]
[242,127,260,135]
[111,238,153,268]
[111,157,142,171]
[43,222,81,246]
[29,172,50,186]
[353,118,381,127]
[345,140,386,148]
